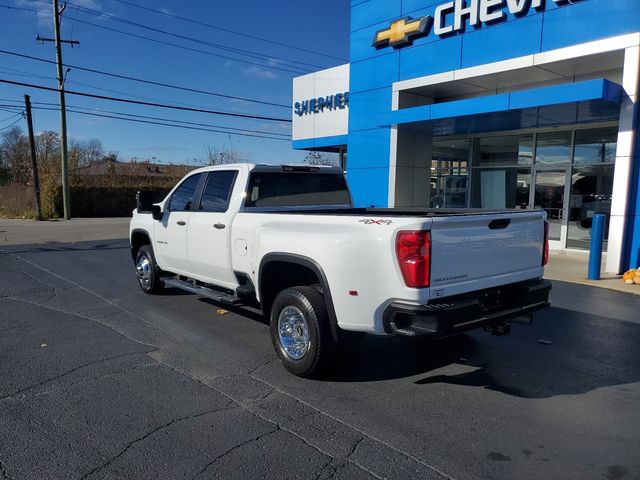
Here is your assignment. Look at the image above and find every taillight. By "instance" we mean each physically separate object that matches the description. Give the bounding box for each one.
[396,230,431,288]
[542,220,549,266]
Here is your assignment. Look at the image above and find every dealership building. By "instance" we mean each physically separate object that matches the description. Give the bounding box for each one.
[292,0,640,273]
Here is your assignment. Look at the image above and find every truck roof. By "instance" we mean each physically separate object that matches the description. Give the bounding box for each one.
[186,163,343,175]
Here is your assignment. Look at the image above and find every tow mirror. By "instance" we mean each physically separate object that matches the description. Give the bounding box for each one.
[137,191,163,220]
[151,205,163,221]
[136,191,154,213]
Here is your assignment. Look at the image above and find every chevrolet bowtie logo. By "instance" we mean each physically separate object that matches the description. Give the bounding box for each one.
[372,16,432,49]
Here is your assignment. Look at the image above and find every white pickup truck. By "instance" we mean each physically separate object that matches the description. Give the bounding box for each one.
[130,163,551,377]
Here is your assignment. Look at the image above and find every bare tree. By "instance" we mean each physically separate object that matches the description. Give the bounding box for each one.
[205,145,245,165]
[69,138,104,168]
[84,139,104,165]
[103,151,119,163]
[303,151,339,166]
[1,126,31,185]
[35,131,61,176]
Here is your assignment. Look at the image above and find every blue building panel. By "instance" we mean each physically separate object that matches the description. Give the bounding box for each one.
[625,105,640,269]
[350,53,399,93]
[398,35,462,80]
[541,0,640,52]
[348,88,393,131]
[351,0,401,32]
[292,135,348,151]
[347,129,392,169]
[460,14,543,68]
[401,0,440,17]
[345,167,390,207]
[350,19,402,63]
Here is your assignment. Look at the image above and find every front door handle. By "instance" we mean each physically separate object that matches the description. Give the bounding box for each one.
[177,220,186,226]
[214,223,226,230]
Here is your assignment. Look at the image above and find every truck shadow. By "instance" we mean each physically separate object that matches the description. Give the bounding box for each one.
[323,305,640,399]
[1,239,129,255]
[162,286,639,400]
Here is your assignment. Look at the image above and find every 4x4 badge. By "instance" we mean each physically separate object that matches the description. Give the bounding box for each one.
[359,219,393,225]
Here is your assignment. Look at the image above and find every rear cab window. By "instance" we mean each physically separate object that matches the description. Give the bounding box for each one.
[245,171,351,208]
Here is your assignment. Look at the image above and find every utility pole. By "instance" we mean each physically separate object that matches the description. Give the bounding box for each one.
[37,0,79,219]
[24,95,43,221]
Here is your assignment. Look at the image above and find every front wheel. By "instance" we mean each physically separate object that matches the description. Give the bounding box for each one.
[135,245,164,294]
[270,286,337,378]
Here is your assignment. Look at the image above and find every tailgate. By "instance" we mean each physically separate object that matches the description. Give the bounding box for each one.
[429,211,545,297]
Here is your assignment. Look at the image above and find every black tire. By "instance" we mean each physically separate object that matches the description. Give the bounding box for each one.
[270,286,337,378]
[135,245,164,294]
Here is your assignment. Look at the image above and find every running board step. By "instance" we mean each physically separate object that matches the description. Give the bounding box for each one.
[160,276,241,305]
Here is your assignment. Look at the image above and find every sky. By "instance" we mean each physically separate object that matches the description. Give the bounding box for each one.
[0,0,350,165]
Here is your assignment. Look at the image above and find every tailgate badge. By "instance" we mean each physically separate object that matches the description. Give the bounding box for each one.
[359,219,393,225]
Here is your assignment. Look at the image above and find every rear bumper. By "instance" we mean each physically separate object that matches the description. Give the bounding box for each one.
[383,279,551,337]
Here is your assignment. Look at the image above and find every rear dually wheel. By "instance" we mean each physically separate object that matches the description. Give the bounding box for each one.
[269,286,337,378]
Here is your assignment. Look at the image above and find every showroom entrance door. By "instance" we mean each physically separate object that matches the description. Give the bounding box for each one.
[532,166,570,249]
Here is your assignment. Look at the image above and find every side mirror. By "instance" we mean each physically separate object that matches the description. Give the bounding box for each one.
[136,191,154,213]
[137,191,163,221]
[152,205,163,221]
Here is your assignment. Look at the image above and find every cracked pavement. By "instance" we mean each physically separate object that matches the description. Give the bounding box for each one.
[0,239,639,479]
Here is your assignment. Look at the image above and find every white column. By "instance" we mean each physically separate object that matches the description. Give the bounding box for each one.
[388,91,400,207]
[607,45,640,273]
[388,126,399,207]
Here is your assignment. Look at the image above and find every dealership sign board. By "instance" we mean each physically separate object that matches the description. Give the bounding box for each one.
[294,92,349,117]
[373,0,584,48]
[292,64,350,141]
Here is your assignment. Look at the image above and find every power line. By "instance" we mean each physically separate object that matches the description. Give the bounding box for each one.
[0,112,23,123]
[0,58,272,114]
[64,1,325,71]
[0,64,260,114]
[0,78,293,123]
[31,105,289,141]
[0,100,290,140]
[0,105,25,114]
[68,16,310,75]
[0,116,24,132]
[0,100,23,113]
[0,99,290,137]
[110,0,347,63]
[0,4,309,75]
[0,49,291,109]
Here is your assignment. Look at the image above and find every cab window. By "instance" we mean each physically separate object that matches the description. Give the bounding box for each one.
[168,174,201,211]
[198,171,238,212]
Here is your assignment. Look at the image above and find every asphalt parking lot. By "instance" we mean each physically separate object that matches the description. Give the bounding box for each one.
[0,239,639,480]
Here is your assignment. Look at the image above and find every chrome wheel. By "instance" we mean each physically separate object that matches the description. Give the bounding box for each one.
[136,254,152,289]
[277,306,310,360]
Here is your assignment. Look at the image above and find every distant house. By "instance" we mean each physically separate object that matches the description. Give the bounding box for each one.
[75,160,195,187]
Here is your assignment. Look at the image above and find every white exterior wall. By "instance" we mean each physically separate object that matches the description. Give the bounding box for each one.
[292,64,349,141]
[607,45,640,273]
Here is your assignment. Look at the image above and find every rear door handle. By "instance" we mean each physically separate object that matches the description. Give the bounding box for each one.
[177,220,186,226]
[214,223,226,230]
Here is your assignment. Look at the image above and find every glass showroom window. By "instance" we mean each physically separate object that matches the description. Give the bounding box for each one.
[470,135,533,209]
[535,131,572,165]
[430,139,469,208]
[567,128,617,250]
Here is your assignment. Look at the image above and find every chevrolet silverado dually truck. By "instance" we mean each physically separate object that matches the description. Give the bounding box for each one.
[130,163,551,377]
